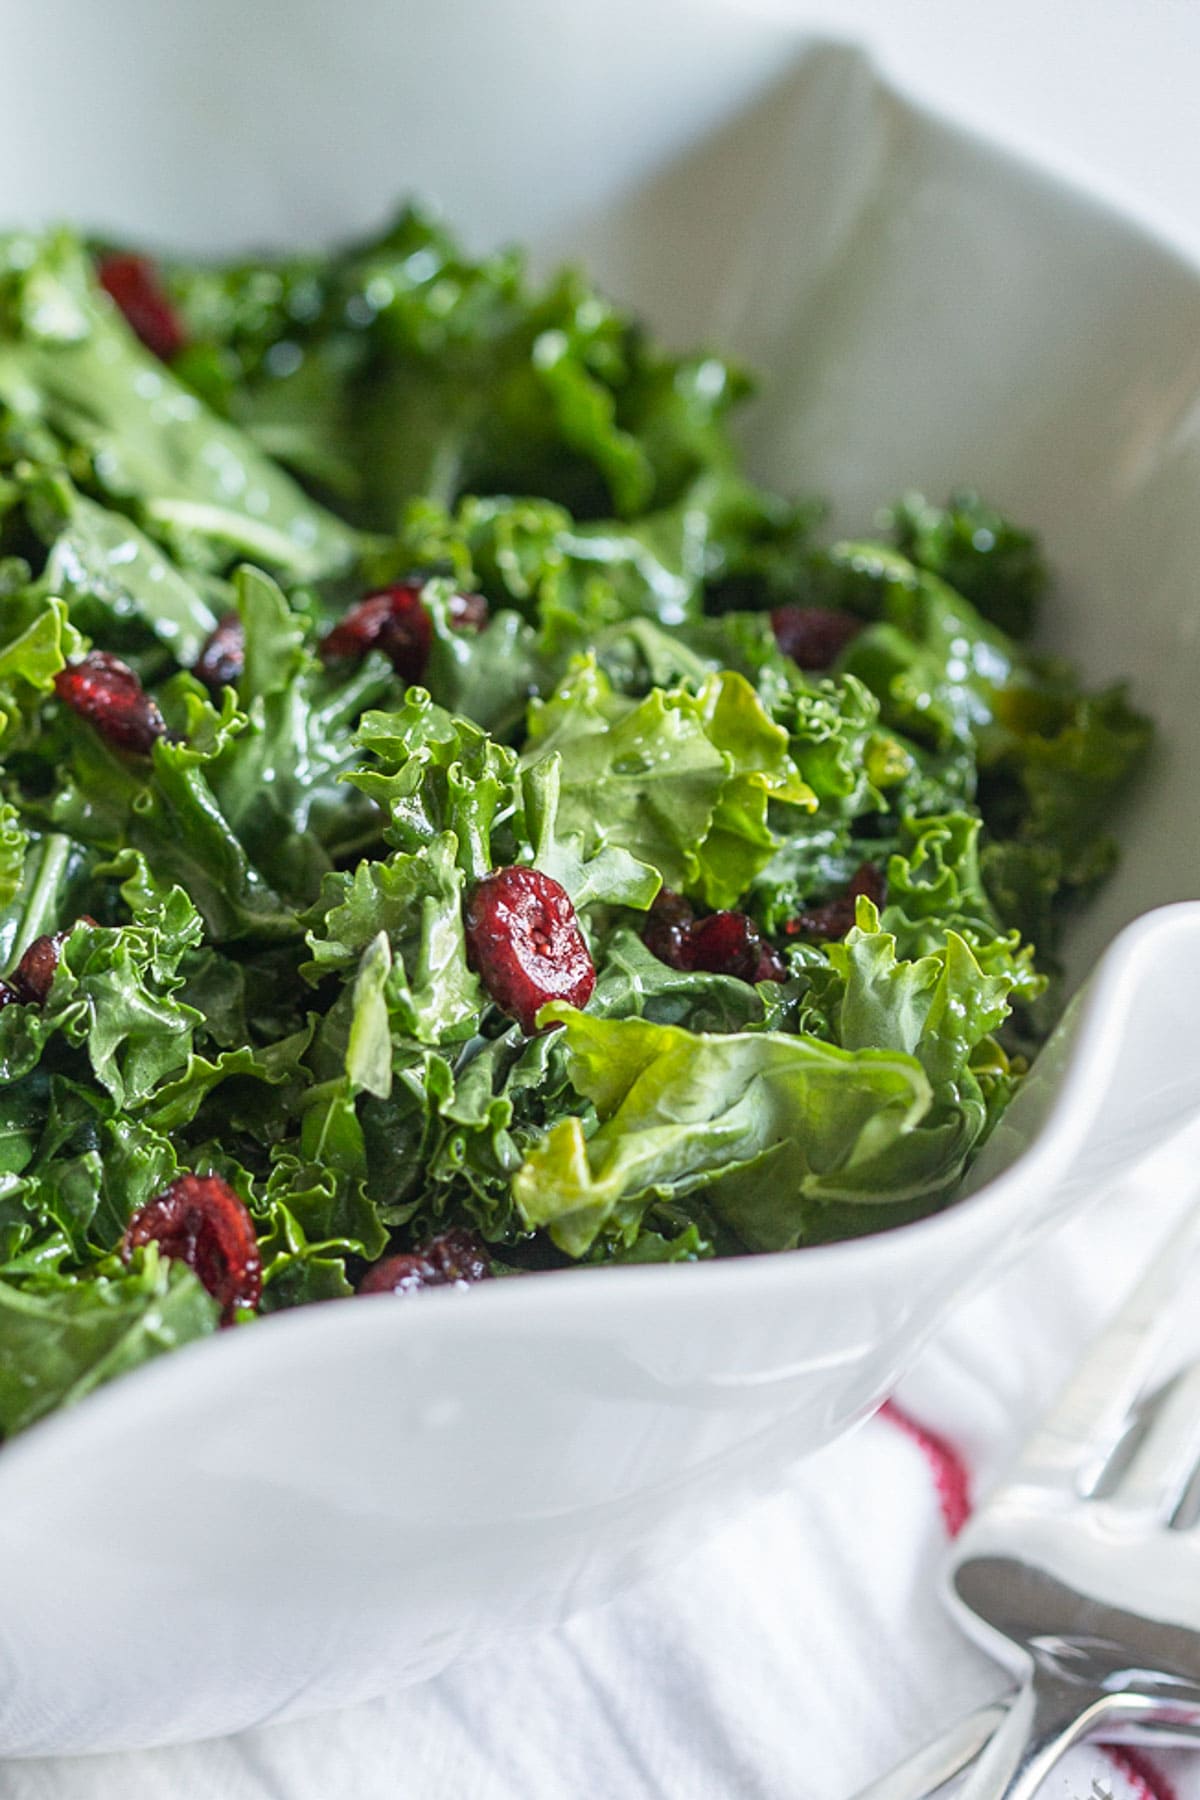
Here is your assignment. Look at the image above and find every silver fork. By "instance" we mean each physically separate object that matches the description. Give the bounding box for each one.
[855,1199,1200,1799]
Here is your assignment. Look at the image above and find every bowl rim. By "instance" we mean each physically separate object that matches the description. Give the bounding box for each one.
[4,49,1200,1473]
[4,916,1197,1489]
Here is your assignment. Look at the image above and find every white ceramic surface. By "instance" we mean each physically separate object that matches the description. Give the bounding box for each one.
[1,38,1200,1757]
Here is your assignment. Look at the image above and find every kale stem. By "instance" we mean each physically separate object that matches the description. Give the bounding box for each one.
[7,832,74,967]
[297,1078,343,1112]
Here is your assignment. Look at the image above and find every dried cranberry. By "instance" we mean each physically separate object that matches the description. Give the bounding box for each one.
[643,895,786,986]
[54,652,171,755]
[359,1227,492,1296]
[123,1174,261,1321]
[320,583,488,685]
[321,588,419,671]
[790,860,887,940]
[682,911,770,983]
[465,866,595,1034]
[194,611,245,693]
[8,917,97,1006]
[642,888,695,969]
[96,253,187,362]
[7,934,70,1006]
[770,606,863,671]
[853,861,887,907]
[449,591,489,633]
[753,942,788,983]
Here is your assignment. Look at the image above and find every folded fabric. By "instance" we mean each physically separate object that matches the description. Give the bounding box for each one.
[9,1146,1200,1800]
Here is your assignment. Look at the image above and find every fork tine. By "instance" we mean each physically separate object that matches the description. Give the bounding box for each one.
[1010,1203,1200,1496]
[1108,1360,1200,1521]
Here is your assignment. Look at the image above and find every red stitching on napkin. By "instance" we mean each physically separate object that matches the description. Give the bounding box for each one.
[878,1399,972,1536]
[879,1401,1177,1800]
[1105,1746,1178,1800]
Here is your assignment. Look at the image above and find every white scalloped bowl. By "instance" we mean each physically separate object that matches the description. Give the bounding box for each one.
[2,37,1200,1757]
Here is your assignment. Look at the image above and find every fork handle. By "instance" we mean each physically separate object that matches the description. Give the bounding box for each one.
[849,1695,1015,1798]
[957,1675,1200,1800]
[954,1674,1100,1800]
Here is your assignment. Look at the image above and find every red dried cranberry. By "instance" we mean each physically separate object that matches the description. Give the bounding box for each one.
[753,942,788,983]
[194,611,245,693]
[642,888,695,969]
[449,591,489,633]
[375,588,431,685]
[643,895,786,986]
[123,1174,261,1321]
[790,860,887,940]
[54,652,171,755]
[320,583,488,685]
[681,911,769,983]
[8,917,97,1006]
[770,606,863,671]
[359,1228,492,1296]
[321,588,419,670]
[465,866,595,1034]
[96,253,187,362]
[853,861,887,907]
[7,934,70,1006]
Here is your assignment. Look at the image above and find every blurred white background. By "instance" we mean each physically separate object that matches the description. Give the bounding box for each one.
[4,0,1199,260]
[1,0,792,249]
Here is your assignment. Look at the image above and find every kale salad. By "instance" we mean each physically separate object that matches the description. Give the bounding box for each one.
[0,209,1149,1436]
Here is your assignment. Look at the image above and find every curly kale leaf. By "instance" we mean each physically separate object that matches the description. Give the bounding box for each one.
[0,229,358,579]
[886,490,1046,640]
[515,904,1021,1258]
[392,472,814,631]
[0,1249,219,1438]
[520,656,815,909]
[162,204,776,533]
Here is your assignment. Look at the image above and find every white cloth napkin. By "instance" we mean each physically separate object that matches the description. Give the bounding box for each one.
[7,1161,1200,1800]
